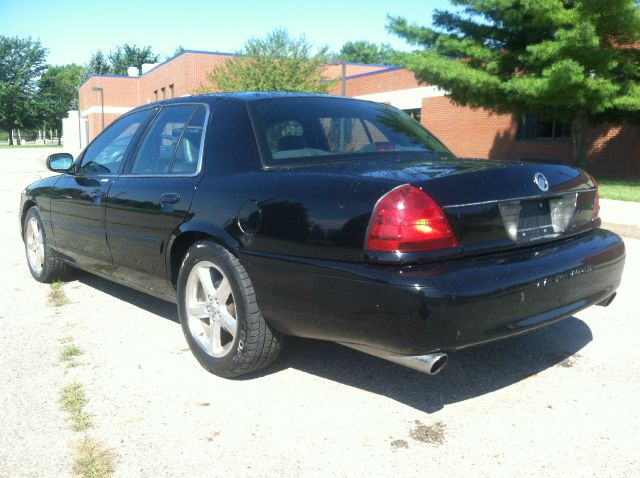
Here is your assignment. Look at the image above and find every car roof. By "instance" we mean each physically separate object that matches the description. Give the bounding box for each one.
[129,91,350,112]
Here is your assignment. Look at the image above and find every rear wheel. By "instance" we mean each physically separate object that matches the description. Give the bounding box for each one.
[177,240,283,378]
[23,206,68,283]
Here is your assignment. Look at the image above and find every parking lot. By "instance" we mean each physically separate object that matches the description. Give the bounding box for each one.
[1,148,638,477]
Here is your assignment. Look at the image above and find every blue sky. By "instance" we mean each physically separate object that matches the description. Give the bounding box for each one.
[0,0,450,66]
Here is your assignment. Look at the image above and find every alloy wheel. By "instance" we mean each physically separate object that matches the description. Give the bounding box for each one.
[25,217,45,275]
[185,261,238,358]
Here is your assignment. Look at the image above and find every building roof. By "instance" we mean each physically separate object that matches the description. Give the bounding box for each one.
[80,49,397,89]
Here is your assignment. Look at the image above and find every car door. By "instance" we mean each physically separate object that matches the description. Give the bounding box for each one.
[49,108,154,271]
[106,104,208,295]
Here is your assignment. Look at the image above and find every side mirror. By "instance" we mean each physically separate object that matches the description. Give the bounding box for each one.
[46,153,74,173]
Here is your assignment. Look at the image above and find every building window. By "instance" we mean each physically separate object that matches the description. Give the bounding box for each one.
[403,108,421,122]
[161,87,166,100]
[154,90,158,101]
[169,84,174,98]
[517,113,571,140]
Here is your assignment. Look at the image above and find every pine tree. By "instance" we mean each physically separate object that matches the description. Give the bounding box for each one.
[86,50,111,76]
[339,41,396,64]
[388,0,640,169]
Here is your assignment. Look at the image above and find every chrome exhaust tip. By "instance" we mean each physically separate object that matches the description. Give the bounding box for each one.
[597,292,617,307]
[339,343,449,375]
[384,352,449,375]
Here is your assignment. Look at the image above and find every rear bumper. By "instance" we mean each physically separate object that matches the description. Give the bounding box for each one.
[242,229,625,356]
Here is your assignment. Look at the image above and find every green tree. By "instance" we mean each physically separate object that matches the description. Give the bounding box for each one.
[108,44,159,75]
[388,0,640,169]
[339,40,396,64]
[0,36,47,144]
[201,28,330,93]
[86,50,111,76]
[38,64,86,143]
[168,45,185,60]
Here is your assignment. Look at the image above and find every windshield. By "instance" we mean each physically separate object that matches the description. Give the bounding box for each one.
[251,97,453,166]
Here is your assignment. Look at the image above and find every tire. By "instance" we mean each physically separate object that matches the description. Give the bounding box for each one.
[23,206,69,283]
[177,240,283,378]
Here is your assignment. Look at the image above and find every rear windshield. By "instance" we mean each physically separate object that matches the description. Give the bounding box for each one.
[251,97,453,166]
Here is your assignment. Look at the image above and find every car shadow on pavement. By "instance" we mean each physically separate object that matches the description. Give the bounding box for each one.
[75,270,592,414]
[264,317,593,413]
[76,271,179,323]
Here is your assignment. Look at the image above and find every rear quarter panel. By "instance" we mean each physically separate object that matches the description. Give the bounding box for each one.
[191,170,394,262]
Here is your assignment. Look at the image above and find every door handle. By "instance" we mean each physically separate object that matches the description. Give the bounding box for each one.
[160,193,181,205]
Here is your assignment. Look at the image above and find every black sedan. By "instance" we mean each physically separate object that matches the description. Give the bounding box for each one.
[20,93,625,378]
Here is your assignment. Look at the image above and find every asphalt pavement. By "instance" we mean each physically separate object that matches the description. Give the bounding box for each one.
[1,148,638,477]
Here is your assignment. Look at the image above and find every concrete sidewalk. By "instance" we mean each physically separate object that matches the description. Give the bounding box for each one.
[600,198,640,239]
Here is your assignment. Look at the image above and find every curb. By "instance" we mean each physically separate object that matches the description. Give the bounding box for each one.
[602,222,640,240]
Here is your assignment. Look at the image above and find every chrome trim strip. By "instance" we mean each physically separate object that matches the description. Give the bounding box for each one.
[443,188,596,209]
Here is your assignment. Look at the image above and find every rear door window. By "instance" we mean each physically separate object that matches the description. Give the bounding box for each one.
[130,105,206,175]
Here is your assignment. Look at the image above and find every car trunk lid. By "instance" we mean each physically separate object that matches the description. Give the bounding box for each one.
[410,160,598,256]
[270,154,599,262]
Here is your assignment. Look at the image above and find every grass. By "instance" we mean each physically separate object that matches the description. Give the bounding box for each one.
[51,294,115,476]
[72,437,116,478]
[49,281,69,307]
[0,144,62,148]
[60,342,83,368]
[59,383,93,432]
[596,177,640,202]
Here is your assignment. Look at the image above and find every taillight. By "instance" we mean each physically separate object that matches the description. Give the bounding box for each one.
[592,177,600,220]
[366,185,458,252]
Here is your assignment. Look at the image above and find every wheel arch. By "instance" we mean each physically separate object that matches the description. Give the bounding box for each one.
[167,222,242,289]
[20,200,37,238]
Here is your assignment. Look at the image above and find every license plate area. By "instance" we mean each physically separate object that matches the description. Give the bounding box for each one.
[499,194,577,244]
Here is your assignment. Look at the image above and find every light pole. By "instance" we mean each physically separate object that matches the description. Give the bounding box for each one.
[92,86,105,132]
[328,58,347,96]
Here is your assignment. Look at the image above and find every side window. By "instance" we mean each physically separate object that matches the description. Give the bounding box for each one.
[79,109,152,175]
[130,105,204,175]
[171,107,206,174]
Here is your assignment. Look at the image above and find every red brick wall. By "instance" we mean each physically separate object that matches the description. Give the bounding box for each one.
[421,96,639,177]
[84,113,123,143]
[78,54,388,140]
[335,68,421,96]
[324,63,387,82]
[588,123,640,177]
[124,52,235,105]
[79,76,139,139]
[421,96,573,162]
[79,52,237,139]
[185,53,228,93]
[79,76,138,111]
[139,54,187,103]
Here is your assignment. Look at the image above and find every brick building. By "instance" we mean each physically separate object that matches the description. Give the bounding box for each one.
[79,49,639,177]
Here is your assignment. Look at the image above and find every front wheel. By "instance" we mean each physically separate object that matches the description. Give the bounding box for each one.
[177,240,283,378]
[23,206,68,283]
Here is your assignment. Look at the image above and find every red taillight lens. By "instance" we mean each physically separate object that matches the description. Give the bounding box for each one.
[366,185,458,252]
